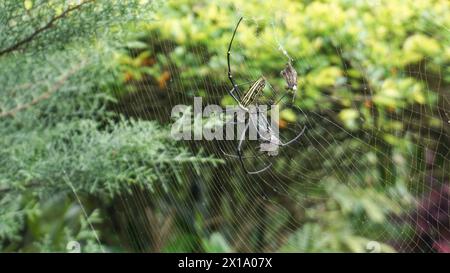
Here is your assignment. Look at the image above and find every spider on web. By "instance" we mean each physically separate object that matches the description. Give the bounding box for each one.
[221,17,306,174]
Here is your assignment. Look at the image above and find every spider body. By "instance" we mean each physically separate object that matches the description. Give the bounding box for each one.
[281,61,298,91]
[240,76,266,111]
[223,17,306,174]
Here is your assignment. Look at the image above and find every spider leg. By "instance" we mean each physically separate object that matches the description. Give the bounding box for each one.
[272,91,290,105]
[251,113,273,142]
[227,17,244,102]
[254,114,306,147]
[227,17,256,113]
[263,80,305,145]
[278,125,306,146]
[217,111,264,159]
[237,122,272,174]
[229,86,241,105]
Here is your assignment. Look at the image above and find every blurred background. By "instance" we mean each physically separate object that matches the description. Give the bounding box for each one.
[0,0,449,252]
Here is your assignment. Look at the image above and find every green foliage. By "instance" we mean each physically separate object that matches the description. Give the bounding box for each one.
[0,0,222,252]
[273,139,418,253]
[1,119,221,197]
[22,197,104,252]
[1,0,449,253]
[111,0,449,252]
[279,180,411,252]
[141,0,448,117]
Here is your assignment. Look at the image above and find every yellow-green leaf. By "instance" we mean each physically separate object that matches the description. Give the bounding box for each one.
[280,108,297,123]
[24,0,33,10]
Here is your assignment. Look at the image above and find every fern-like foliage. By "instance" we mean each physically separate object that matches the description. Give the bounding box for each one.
[0,0,222,251]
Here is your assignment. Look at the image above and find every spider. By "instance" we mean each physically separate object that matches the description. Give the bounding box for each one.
[222,17,306,174]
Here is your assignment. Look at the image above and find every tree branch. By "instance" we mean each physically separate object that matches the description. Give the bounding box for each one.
[0,0,96,56]
[0,60,87,118]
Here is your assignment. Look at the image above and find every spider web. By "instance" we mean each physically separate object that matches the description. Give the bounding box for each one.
[101,0,450,253]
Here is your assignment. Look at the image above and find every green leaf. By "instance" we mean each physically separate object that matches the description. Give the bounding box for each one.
[24,0,33,10]
[125,41,149,49]
[202,233,232,253]
[280,108,297,123]
[361,199,385,223]
[338,109,359,130]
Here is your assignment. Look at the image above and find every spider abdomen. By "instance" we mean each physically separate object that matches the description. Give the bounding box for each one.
[281,61,298,91]
[240,77,266,108]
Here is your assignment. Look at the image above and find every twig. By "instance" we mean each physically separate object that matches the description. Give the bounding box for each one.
[0,0,96,56]
[0,60,87,118]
